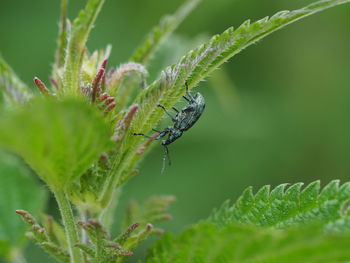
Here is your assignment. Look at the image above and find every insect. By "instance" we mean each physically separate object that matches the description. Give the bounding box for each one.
[133,82,205,172]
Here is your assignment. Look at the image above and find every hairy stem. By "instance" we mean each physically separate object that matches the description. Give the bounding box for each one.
[54,190,83,263]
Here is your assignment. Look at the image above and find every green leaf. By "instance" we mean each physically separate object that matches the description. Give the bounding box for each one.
[0,152,47,256]
[134,0,350,135]
[130,0,202,65]
[106,0,350,192]
[63,0,105,94]
[0,54,32,107]
[145,222,350,263]
[209,180,350,232]
[0,98,111,190]
[53,0,69,73]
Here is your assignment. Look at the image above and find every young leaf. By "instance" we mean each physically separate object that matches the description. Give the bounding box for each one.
[0,152,47,258]
[145,222,350,263]
[209,180,350,232]
[0,54,32,107]
[123,195,175,229]
[0,98,111,190]
[63,0,105,94]
[53,0,69,73]
[130,0,202,65]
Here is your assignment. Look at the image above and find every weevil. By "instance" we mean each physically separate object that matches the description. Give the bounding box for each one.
[133,82,205,172]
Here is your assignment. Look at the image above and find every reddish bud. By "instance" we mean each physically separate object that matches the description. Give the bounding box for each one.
[99,93,109,101]
[15,209,26,216]
[101,59,108,70]
[34,77,50,95]
[16,210,36,225]
[100,153,108,161]
[146,224,153,231]
[104,97,115,105]
[124,104,139,128]
[91,68,105,103]
[104,102,116,114]
[88,219,100,226]
[31,225,40,231]
[129,222,140,232]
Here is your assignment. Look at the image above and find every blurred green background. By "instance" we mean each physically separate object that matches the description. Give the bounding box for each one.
[1,0,350,261]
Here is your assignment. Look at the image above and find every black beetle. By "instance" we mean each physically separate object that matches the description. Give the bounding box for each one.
[134,82,205,172]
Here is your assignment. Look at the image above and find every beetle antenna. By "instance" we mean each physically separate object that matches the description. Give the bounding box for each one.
[161,145,171,174]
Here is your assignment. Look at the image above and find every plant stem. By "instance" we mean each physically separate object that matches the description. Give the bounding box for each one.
[54,189,83,263]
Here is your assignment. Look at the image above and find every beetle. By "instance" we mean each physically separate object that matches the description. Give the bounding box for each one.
[133,82,205,172]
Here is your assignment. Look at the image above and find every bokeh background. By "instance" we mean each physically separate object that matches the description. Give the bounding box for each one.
[1,0,350,261]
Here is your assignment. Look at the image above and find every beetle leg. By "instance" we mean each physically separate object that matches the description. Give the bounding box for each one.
[152,128,162,133]
[155,129,170,140]
[133,129,169,140]
[164,145,171,165]
[133,133,154,139]
[157,104,176,122]
[183,96,190,102]
[172,107,179,113]
[161,144,171,174]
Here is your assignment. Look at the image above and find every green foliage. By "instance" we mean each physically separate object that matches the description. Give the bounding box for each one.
[75,219,157,263]
[144,222,350,263]
[16,210,70,262]
[209,180,350,231]
[63,0,105,94]
[0,152,47,258]
[0,98,111,190]
[0,54,32,107]
[130,0,202,65]
[1,0,350,262]
[145,181,350,262]
[133,0,350,139]
[102,0,350,196]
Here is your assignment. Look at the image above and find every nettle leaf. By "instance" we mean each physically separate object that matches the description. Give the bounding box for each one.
[209,180,350,232]
[145,222,350,263]
[113,0,350,180]
[135,0,350,132]
[0,152,47,257]
[0,54,32,107]
[0,98,111,190]
[63,0,105,94]
[130,0,202,65]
